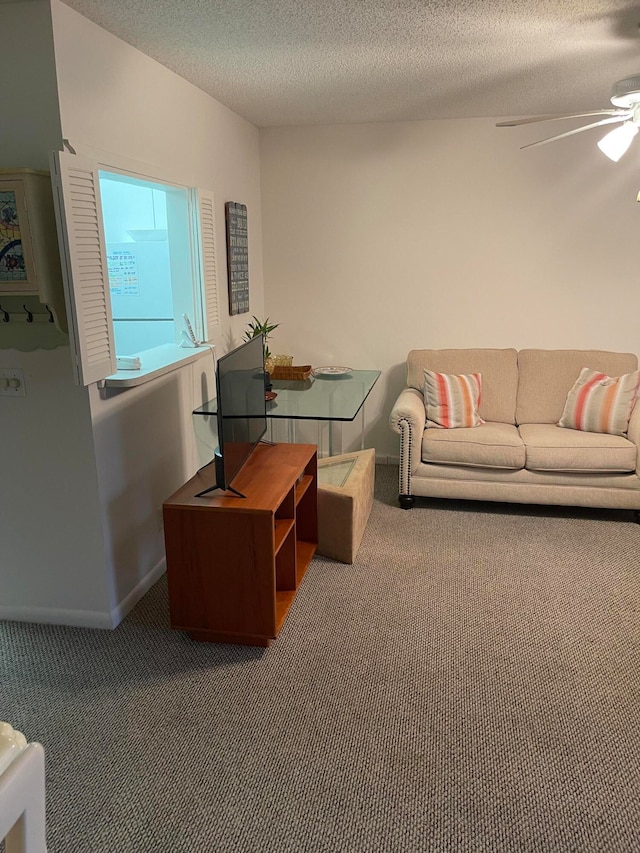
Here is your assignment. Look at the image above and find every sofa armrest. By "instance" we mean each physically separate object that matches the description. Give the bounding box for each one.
[627,400,640,476]
[389,387,425,495]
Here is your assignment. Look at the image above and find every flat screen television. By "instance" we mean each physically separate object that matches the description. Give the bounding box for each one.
[195,334,267,498]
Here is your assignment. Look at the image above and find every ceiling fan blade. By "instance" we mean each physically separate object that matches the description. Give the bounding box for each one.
[496,110,630,127]
[521,116,629,149]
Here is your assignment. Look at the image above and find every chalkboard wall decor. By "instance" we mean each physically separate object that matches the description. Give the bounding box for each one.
[225,201,249,315]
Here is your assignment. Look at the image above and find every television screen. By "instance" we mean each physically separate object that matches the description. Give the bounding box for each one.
[215,334,267,493]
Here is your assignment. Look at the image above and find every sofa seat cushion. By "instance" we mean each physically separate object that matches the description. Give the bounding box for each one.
[519,423,637,473]
[422,422,525,469]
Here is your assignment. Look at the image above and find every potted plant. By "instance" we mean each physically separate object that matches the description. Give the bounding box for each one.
[243,316,279,361]
[243,316,280,394]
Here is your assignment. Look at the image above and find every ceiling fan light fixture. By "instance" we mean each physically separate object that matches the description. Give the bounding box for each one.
[596,121,638,161]
[497,74,640,155]
[609,75,640,108]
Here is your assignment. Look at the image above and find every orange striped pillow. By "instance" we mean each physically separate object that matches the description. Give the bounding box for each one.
[423,370,484,429]
[558,367,640,436]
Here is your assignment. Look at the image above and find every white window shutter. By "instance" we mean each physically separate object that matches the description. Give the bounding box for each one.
[197,190,219,341]
[50,150,115,385]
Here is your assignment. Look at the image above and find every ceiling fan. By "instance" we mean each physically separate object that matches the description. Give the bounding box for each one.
[496,75,640,161]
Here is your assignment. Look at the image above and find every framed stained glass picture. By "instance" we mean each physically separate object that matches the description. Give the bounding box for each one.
[0,189,27,282]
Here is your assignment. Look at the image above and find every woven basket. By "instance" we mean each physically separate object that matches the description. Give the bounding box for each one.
[270,364,313,381]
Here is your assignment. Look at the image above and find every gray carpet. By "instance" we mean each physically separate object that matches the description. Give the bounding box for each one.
[2,465,640,853]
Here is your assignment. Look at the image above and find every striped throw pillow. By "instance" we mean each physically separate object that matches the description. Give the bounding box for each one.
[423,370,484,429]
[558,367,640,436]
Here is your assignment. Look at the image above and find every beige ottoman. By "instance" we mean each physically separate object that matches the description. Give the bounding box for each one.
[316,448,376,564]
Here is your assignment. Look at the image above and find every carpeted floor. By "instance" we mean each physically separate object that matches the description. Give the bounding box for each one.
[2,465,640,852]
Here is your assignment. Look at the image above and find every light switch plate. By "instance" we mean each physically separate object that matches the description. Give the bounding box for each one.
[0,368,26,397]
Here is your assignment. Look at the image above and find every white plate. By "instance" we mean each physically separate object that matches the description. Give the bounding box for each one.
[313,366,353,377]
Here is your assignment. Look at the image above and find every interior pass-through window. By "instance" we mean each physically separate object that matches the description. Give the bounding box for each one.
[51,150,219,386]
[99,171,195,357]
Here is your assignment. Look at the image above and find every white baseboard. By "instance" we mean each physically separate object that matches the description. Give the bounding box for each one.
[0,558,167,630]
[109,557,166,628]
[0,603,114,630]
[375,454,399,465]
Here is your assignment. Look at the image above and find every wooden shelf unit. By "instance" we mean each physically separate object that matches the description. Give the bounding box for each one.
[162,443,318,646]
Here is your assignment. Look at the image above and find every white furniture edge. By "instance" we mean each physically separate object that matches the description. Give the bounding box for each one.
[0,723,46,853]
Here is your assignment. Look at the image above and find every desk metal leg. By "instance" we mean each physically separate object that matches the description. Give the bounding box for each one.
[316,422,330,458]
[327,405,366,457]
[328,423,343,457]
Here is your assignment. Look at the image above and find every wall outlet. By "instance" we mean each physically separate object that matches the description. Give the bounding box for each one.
[0,368,26,397]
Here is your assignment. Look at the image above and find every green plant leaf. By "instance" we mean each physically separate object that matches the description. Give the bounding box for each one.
[243,316,280,360]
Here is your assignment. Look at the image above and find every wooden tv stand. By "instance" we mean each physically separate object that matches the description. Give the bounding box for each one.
[162,443,318,646]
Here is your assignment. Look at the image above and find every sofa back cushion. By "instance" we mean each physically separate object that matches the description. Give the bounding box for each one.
[407,349,519,424]
[516,349,639,425]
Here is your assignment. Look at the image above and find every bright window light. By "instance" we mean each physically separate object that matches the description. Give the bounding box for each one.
[99,171,197,357]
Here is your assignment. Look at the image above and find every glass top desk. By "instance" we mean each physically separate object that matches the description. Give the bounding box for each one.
[193,369,381,458]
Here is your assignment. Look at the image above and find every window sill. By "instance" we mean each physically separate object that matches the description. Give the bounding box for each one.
[102,343,212,388]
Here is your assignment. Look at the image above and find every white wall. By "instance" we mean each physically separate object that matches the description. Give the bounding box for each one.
[87,358,214,622]
[0,348,111,624]
[51,0,265,350]
[260,119,640,458]
[0,0,112,627]
[1,1,264,629]
[47,0,265,624]
[0,1,62,170]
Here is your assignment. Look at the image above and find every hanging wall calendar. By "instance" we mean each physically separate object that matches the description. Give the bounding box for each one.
[225,201,249,315]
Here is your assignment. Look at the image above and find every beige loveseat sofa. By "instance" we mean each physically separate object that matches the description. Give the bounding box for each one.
[389,348,640,515]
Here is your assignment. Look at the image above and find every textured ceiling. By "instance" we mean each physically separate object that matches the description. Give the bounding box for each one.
[59,0,640,127]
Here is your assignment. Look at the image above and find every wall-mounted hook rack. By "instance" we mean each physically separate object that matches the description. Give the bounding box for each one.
[0,308,56,324]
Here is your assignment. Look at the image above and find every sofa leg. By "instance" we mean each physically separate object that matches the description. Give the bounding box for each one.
[399,494,415,509]
[634,510,640,525]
